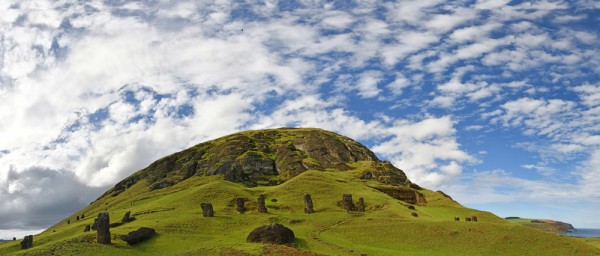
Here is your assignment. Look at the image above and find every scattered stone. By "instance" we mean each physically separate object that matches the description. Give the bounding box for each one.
[121,227,156,245]
[356,197,366,212]
[303,193,314,213]
[91,218,98,230]
[411,212,418,217]
[472,216,478,222]
[122,211,136,223]
[20,235,33,249]
[258,195,268,213]
[97,211,111,244]
[407,205,415,210]
[454,217,460,221]
[84,225,91,232]
[342,194,355,211]
[466,217,472,222]
[201,203,214,217]
[246,223,295,244]
[236,198,246,213]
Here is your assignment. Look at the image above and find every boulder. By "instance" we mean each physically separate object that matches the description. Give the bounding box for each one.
[201,203,214,217]
[97,212,111,244]
[258,195,268,213]
[303,193,314,213]
[121,227,156,245]
[236,198,246,213]
[407,205,416,210]
[246,223,295,245]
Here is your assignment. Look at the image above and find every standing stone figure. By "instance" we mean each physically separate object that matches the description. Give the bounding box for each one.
[81,214,85,219]
[466,217,472,222]
[304,194,314,213]
[76,216,80,221]
[97,211,111,244]
[20,235,33,249]
[236,198,246,213]
[356,197,366,212]
[91,218,98,230]
[201,203,214,217]
[472,216,478,222]
[122,211,135,223]
[342,194,355,211]
[84,224,91,232]
[454,217,460,221]
[258,195,268,213]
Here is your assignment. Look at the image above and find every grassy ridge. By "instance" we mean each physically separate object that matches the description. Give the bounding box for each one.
[1,170,598,255]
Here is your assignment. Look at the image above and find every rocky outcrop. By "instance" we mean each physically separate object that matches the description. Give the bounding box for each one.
[373,186,427,205]
[97,212,111,244]
[121,227,156,245]
[98,128,412,199]
[246,223,295,244]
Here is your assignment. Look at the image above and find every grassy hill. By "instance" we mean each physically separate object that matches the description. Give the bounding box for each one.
[1,128,598,256]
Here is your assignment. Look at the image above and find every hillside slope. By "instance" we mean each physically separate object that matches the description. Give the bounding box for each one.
[0,128,598,256]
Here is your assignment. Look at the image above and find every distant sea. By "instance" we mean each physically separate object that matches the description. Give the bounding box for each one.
[563,229,600,238]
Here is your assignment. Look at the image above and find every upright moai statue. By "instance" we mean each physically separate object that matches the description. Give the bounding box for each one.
[84,224,91,232]
[20,235,33,249]
[257,195,268,213]
[201,203,214,217]
[342,194,355,211]
[303,193,314,213]
[356,197,366,212]
[96,211,111,244]
[236,198,246,213]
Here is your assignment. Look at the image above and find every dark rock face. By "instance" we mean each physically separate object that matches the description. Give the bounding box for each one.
[122,211,136,223]
[374,187,427,205]
[97,212,111,244]
[84,225,91,232]
[236,198,246,213]
[20,235,33,249]
[258,195,268,213]
[101,128,410,199]
[356,197,365,212]
[303,193,314,213]
[201,203,214,217]
[121,227,156,245]
[342,194,355,211]
[246,223,295,244]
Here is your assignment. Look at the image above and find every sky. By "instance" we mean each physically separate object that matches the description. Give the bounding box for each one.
[0,0,599,239]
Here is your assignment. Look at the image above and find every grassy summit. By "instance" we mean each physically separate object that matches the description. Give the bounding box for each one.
[0,128,598,255]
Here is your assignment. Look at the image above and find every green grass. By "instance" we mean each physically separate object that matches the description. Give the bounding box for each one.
[1,170,598,256]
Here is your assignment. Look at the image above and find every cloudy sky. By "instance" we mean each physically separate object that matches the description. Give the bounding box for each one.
[1,0,599,238]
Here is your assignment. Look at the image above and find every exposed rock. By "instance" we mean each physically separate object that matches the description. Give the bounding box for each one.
[20,235,33,249]
[341,194,355,211]
[356,197,365,212]
[258,195,268,213]
[411,212,418,217]
[472,216,478,222]
[373,186,427,205]
[437,190,453,200]
[271,198,278,202]
[303,193,314,213]
[84,225,91,232]
[246,223,295,245]
[236,198,246,213]
[97,212,111,244]
[201,203,214,217]
[122,211,136,223]
[357,161,408,185]
[121,227,156,245]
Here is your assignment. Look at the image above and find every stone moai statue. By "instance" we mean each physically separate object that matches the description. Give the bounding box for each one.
[304,193,314,213]
[356,197,366,212]
[76,216,80,221]
[84,224,91,232]
[201,203,214,217]
[342,194,355,211]
[257,195,268,213]
[236,198,246,213]
[97,211,111,244]
[472,216,478,222]
[91,218,98,230]
[122,211,135,223]
[20,235,33,249]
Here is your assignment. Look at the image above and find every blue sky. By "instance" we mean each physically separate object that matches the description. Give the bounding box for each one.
[1,0,599,239]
